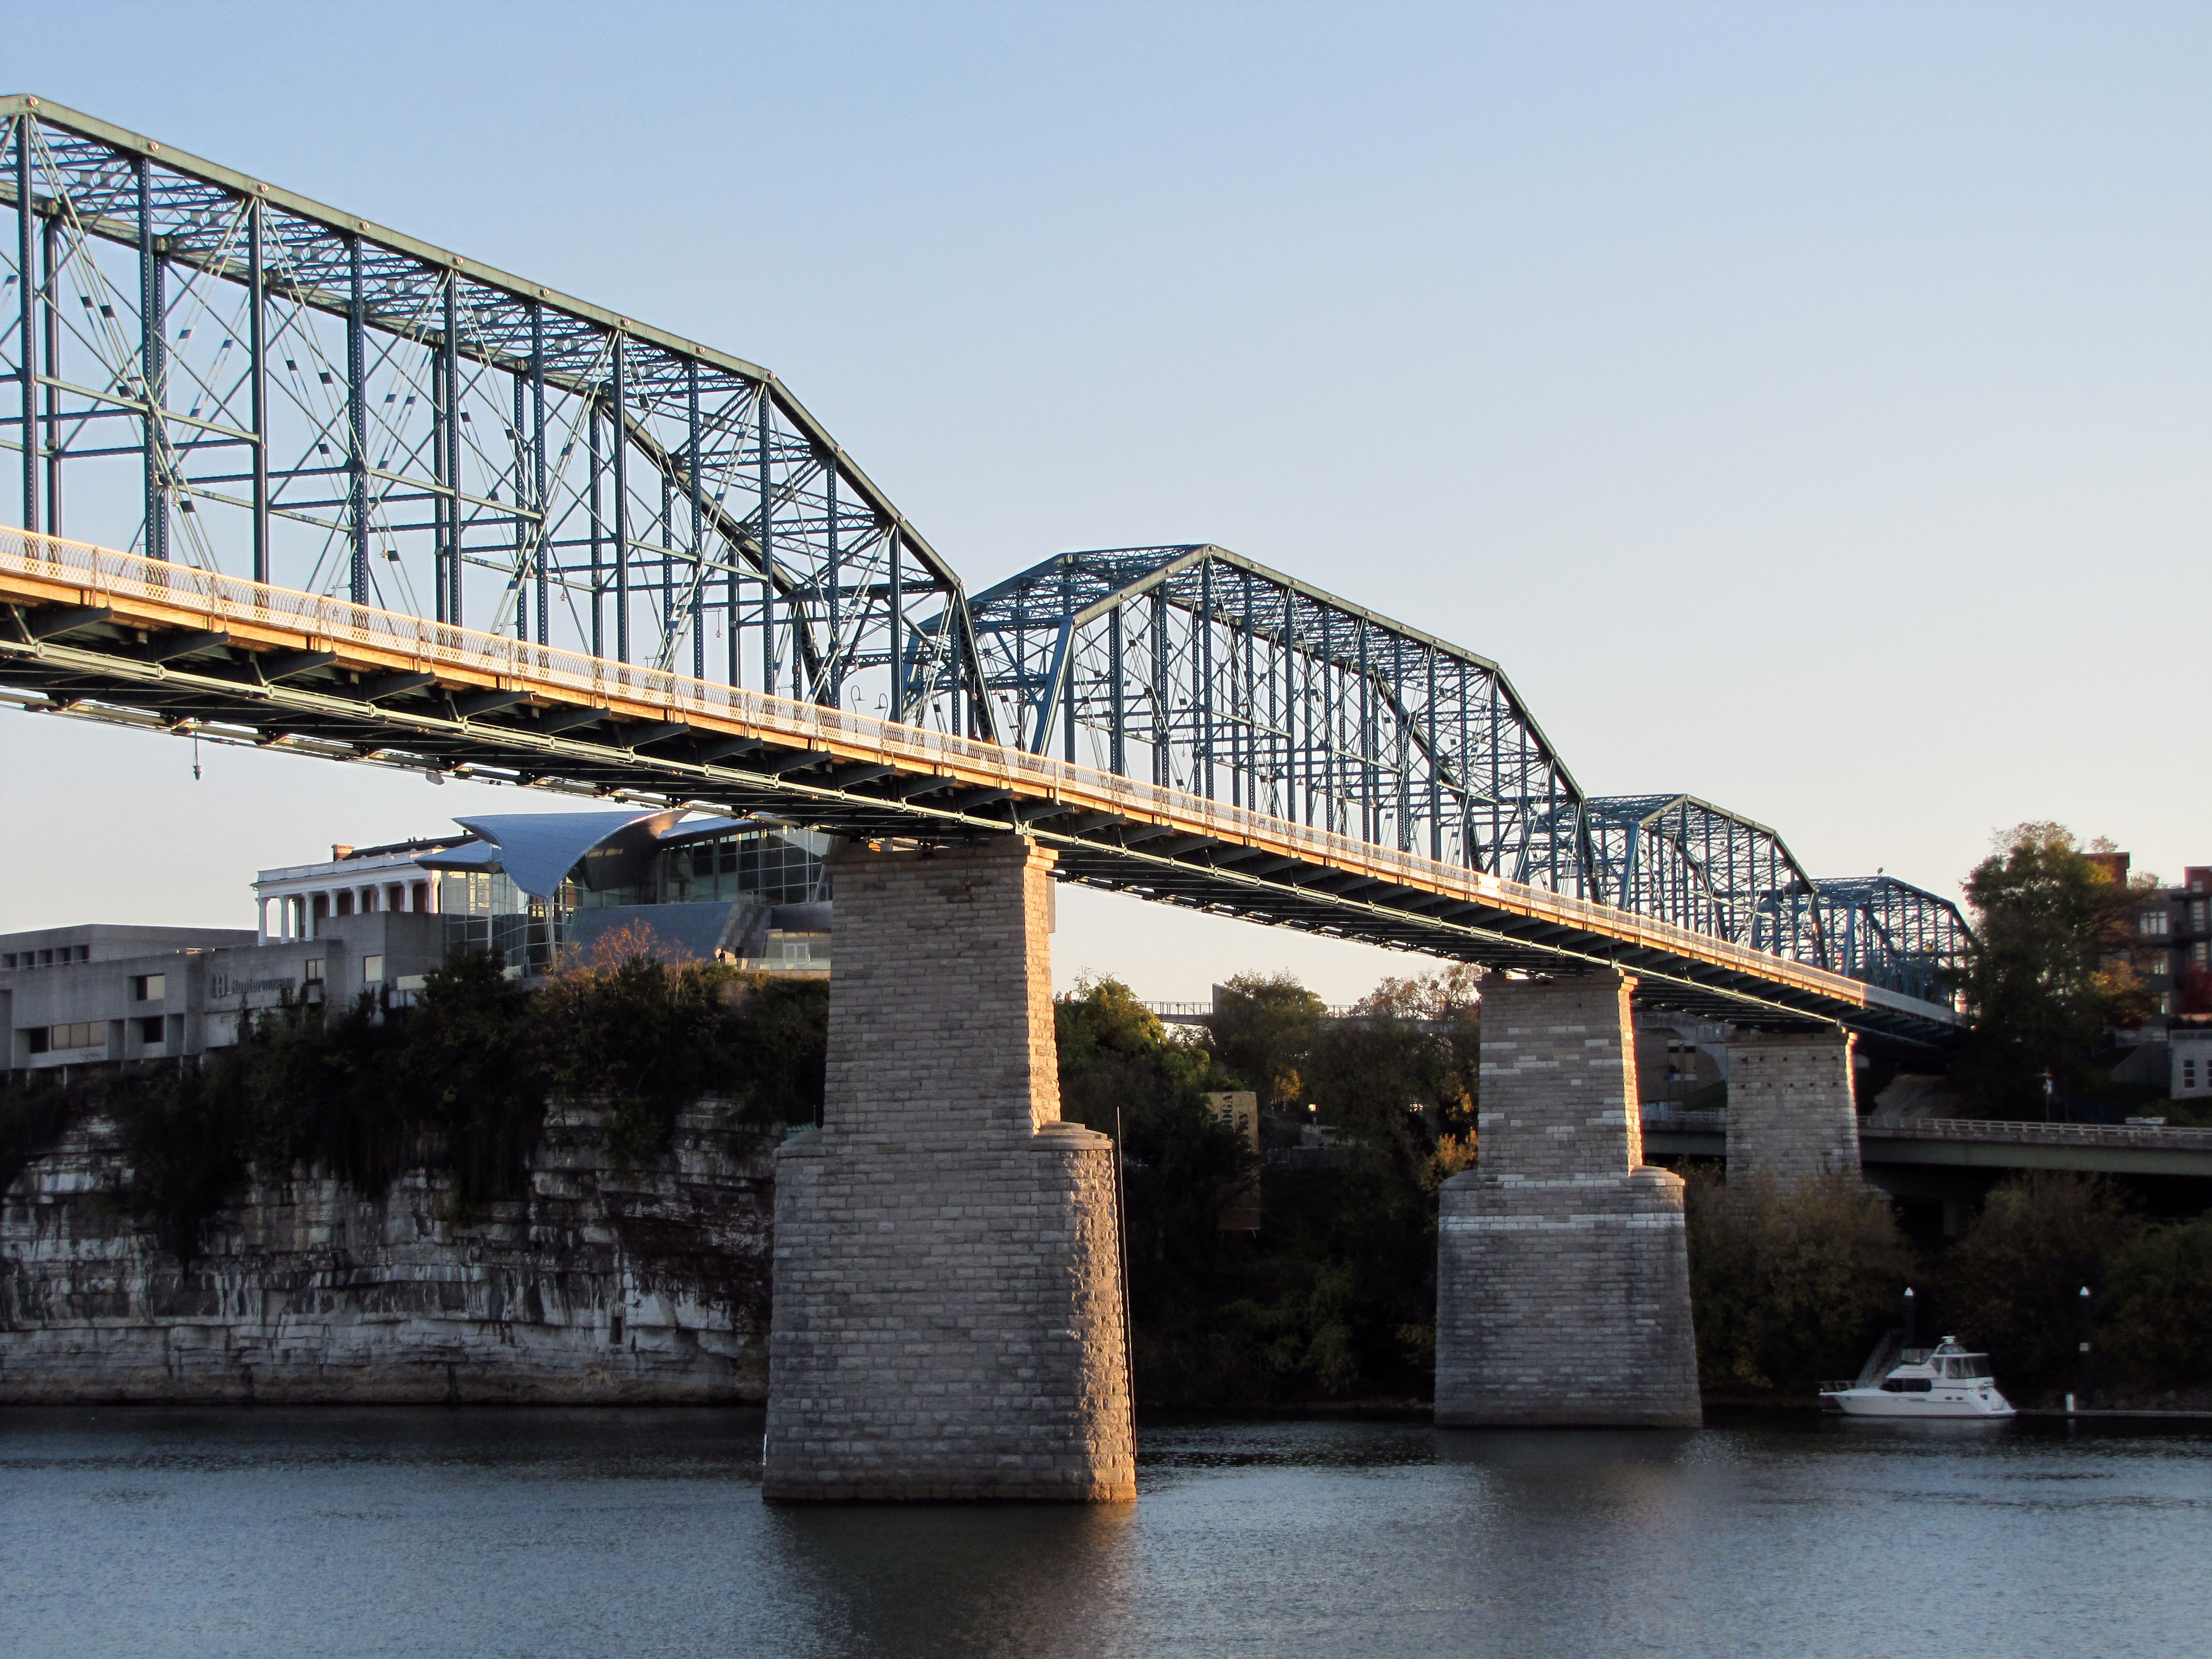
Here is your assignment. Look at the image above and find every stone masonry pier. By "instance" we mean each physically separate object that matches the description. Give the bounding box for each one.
[1726,1029,1861,1188]
[764,836,1135,1501]
[1436,971,1701,1427]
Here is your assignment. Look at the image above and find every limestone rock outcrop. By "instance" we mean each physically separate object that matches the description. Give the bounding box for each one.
[0,1100,774,1403]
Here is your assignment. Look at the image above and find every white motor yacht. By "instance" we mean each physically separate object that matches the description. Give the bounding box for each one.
[1822,1335,2016,1419]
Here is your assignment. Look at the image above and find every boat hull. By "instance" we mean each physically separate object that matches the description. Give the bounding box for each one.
[1825,1387,2015,1419]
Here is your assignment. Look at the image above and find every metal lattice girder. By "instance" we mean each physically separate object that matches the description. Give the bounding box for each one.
[1574,793,1825,963]
[1810,876,1971,1005]
[0,96,994,735]
[963,545,1593,891]
[0,95,1977,1035]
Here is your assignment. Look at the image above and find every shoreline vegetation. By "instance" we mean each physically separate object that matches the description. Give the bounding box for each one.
[5,815,2210,1412]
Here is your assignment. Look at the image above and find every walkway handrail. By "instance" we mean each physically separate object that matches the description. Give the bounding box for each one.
[1865,1118,2212,1150]
[1,526,1963,1027]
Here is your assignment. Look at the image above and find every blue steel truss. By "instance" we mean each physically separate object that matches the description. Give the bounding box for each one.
[0,96,1973,1018]
[1809,877,1970,1006]
[962,545,1591,891]
[0,97,996,737]
[1575,794,1824,964]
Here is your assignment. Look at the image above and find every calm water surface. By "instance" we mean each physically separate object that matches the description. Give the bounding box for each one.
[2,1406,2204,1657]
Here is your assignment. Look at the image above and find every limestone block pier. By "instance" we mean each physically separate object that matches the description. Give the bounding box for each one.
[1726,1029,1861,1187]
[764,836,1135,1502]
[1435,971,1701,1427]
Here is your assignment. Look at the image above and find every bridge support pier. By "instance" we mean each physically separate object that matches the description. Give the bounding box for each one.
[1436,971,1701,1427]
[764,836,1136,1502]
[1725,1029,1860,1187]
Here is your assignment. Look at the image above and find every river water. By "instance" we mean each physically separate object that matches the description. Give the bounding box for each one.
[2,1407,2204,1657]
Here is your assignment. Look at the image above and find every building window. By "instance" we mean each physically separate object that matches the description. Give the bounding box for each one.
[362,954,384,985]
[304,958,325,984]
[76,946,90,961]
[2194,901,2210,932]
[46,1021,102,1052]
[131,973,166,1003]
[138,1016,165,1045]
[24,1027,48,1053]
[1,953,14,968]
[2139,910,2171,937]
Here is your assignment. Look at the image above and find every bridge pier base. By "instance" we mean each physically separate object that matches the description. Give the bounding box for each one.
[1436,971,1701,1427]
[1725,1030,1860,1187]
[763,836,1136,1503]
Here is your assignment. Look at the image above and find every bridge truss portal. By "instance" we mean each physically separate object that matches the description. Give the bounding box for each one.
[0,97,1970,1046]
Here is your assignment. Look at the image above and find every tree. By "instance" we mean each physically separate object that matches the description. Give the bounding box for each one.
[1053,976,1258,1402]
[1940,1171,2137,1395]
[1683,1167,1916,1394]
[2100,1213,2212,1394]
[1202,972,1326,1106]
[1953,822,2151,1115]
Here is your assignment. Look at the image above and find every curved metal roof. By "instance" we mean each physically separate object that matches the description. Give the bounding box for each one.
[450,810,682,898]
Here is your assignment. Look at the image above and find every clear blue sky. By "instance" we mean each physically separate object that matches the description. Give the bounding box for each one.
[4,3,2205,1000]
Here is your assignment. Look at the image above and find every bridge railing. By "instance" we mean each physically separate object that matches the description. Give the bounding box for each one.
[1,528,1958,1025]
[1866,1118,2212,1150]
[1639,1104,1729,1134]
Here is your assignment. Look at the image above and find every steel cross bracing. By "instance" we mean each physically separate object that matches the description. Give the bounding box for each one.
[0,96,1973,1045]
[0,97,996,738]
[1808,877,1972,1008]
[962,545,1590,890]
[1573,793,1823,963]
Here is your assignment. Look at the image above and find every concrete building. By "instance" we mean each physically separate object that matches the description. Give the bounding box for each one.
[3,810,834,1079]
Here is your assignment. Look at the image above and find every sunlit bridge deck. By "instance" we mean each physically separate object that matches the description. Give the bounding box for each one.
[0,530,1960,1042]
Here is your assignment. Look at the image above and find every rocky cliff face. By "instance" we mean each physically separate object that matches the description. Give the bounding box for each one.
[0,1101,774,1403]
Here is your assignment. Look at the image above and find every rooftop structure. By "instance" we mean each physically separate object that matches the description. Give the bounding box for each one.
[4,811,833,1077]
[254,810,831,975]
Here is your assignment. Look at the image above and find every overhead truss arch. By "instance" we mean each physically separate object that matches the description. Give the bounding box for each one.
[965,544,1593,892]
[0,96,995,736]
[0,95,1973,1032]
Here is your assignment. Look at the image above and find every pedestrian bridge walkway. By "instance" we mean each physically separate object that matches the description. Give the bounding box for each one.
[1,528,1962,1042]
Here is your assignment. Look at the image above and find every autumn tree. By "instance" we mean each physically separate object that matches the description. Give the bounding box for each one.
[1953,822,2152,1115]
[1203,972,1327,1107]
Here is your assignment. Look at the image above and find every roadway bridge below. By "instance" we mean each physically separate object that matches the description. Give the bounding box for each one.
[1645,1110,2212,1183]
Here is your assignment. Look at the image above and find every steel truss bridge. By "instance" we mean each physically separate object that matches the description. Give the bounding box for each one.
[0,96,1969,1045]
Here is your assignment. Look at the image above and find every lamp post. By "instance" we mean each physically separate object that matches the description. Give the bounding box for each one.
[2073,1285,2093,1412]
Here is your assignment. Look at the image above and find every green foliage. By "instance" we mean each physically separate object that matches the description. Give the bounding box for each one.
[1070,966,1480,1405]
[2099,1214,2212,1391]
[1939,1171,2133,1391]
[1955,823,2152,1114]
[9,946,826,1262]
[107,1057,257,1260]
[0,1074,88,1198]
[539,957,825,1167]
[1053,976,1262,1402]
[1684,1167,1916,1393]
[1203,972,1326,1107]
[1306,967,1480,1173]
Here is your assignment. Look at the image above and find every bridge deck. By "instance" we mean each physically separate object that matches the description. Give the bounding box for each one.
[0,530,1961,1043]
[1642,1113,2212,1177]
